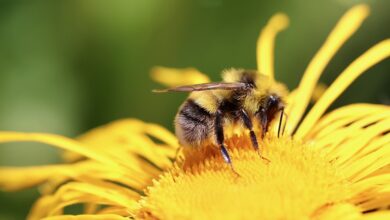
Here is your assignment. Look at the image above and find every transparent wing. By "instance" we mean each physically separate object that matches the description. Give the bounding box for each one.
[153,82,251,93]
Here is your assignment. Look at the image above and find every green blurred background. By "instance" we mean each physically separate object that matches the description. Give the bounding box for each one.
[0,0,388,219]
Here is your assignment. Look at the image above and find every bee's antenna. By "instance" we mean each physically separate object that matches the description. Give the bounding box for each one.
[282,111,288,136]
[278,108,284,138]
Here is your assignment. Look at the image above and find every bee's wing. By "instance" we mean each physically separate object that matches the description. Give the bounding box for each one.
[153,82,250,93]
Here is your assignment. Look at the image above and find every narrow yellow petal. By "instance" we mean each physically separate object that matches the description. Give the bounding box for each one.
[286,4,370,134]
[88,119,177,148]
[97,207,129,216]
[351,134,390,165]
[308,104,386,138]
[0,160,152,201]
[314,108,388,140]
[28,196,56,220]
[144,123,179,148]
[314,129,353,156]
[340,138,390,170]
[311,203,361,220]
[257,13,289,79]
[358,191,390,212]
[283,89,299,126]
[151,66,210,87]
[361,211,390,220]
[350,174,390,197]
[76,119,175,170]
[0,132,122,170]
[317,120,390,174]
[0,165,68,191]
[296,39,390,138]
[48,196,102,217]
[308,104,389,155]
[329,117,390,166]
[311,83,328,103]
[39,162,152,195]
[44,187,136,217]
[51,181,138,210]
[0,130,159,204]
[29,193,117,219]
[97,207,130,215]
[69,177,141,201]
[342,147,389,182]
[84,203,99,214]
[41,214,128,220]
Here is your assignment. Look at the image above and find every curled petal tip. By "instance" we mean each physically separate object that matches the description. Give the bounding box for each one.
[271,13,290,30]
[349,4,370,18]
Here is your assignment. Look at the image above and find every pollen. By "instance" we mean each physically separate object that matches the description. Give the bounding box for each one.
[137,136,352,220]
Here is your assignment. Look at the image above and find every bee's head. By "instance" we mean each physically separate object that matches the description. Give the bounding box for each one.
[247,73,288,135]
[241,75,287,113]
[222,68,288,115]
[252,93,287,137]
[260,93,285,117]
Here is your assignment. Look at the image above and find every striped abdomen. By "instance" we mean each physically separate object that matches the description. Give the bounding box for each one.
[175,99,215,147]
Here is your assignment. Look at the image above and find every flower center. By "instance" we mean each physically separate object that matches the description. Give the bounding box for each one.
[136,136,351,219]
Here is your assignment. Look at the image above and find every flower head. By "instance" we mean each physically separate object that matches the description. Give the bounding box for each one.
[1,4,390,220]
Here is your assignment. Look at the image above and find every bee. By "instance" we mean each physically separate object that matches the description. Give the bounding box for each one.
[154,69,288,170]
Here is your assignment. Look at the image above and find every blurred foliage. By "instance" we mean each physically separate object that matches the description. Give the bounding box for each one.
[0,0,388,219]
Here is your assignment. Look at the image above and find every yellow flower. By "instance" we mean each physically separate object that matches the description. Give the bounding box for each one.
[1,4,390,220]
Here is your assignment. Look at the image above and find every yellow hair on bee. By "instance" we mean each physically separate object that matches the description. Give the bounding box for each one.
[222,68,245,82]
[189,91,217,113]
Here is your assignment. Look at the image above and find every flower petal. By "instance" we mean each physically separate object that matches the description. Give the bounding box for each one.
[151,66,210,87]
[29,181,139,219]
[350,179,390,213]
[308,104,387,140]
[97,207,130,215]
[0,132,122,170]
[40,214,128,220]
[286,4,370,134]
[361,211,390,220]
[0,120,180,219]
[0,165,69,191]
[358,193,390,213]
[257,13,289,79]
[75,119,176,170]
[311,203,361,220]
[296,39,390,138]
[333,117,390,167]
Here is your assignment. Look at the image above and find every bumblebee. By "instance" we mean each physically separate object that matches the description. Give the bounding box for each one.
[155,69,288,169]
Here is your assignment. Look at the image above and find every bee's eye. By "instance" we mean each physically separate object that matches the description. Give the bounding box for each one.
[267,95,280,106]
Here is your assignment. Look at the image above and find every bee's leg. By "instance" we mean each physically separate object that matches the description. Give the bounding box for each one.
[215,109,239,176]
[240,109,270,163]
[240,109,259,151]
